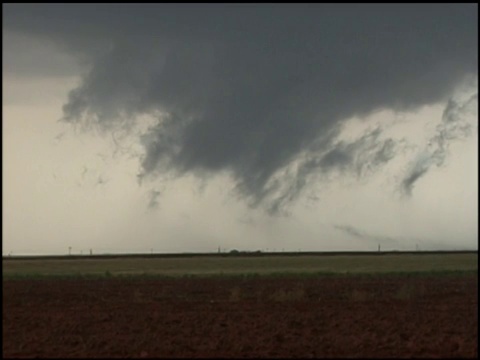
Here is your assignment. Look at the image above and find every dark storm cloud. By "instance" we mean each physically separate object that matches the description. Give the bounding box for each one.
[4,4,477,212]
[401,92,478,196]
[2,31,81,78]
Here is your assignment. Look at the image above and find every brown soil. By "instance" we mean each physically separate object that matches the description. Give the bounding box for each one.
[3,274,477,358]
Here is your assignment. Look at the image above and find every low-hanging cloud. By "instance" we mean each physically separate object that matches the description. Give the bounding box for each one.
[333,223,466,251]
[401,92,478,196]
[147,189,162,210]
[334,224,404,249]
[4,4,478,213]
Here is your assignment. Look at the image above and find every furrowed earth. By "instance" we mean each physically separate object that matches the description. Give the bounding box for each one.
[3,273,478,358]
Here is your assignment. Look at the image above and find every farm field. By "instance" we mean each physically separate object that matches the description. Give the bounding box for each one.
[2,252,478,278]
[3,252,478,358]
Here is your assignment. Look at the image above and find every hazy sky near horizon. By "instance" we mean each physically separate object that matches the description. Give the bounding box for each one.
[3,4,478,255]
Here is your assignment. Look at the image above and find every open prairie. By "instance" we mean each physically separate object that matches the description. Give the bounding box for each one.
[3,252,478,358]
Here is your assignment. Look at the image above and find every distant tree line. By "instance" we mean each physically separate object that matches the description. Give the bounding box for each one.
[227,249,263,256]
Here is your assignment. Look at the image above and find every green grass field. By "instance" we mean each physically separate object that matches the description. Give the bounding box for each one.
[2,252,477,278]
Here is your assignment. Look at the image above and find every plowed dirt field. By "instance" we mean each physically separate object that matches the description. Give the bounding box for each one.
[3,274,477,358]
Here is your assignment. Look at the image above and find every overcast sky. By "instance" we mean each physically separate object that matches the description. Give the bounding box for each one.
[3,4,478,255]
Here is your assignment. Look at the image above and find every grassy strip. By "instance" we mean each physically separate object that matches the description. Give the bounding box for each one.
[3,253,477,280]
[3,254,477,274]
[3,268,477,281]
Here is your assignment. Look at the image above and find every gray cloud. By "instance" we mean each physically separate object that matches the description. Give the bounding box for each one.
[2,30,81,78]
[4,4,477,213]
[334,224,404,249]
[333,224,469,251]
[147,189,162,210]
[401,92,478,196]
[251,127,399,214]
[317,128,397,177]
